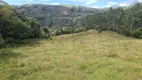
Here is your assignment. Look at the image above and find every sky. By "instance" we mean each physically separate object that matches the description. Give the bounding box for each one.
[3,0,142,8]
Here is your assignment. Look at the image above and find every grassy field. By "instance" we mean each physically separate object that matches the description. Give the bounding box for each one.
[1,30,142,80]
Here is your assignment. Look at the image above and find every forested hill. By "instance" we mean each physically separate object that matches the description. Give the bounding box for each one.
[80,2,142,38]
[14,4,99,27]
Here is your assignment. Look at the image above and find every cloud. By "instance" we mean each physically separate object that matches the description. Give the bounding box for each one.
[92,6,98,8]
[41,0,50,1]
[85,0,98,5]
[68,0,98,5]
[108,2,117,5]
[120,3,130,6]
[137,0,142,2]
[51,3,60,5]
[128,0,142,3]
[106,4,111,7]
[29,0,50,1]
[68,0,86,2]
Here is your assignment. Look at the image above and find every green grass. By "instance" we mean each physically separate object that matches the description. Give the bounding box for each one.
[1,30,142,80]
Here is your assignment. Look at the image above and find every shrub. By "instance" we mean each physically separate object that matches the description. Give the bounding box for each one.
[62,27,74,34]
[5,37,15,44]
[73,27,87,33]
[13,20,31,39]
[131,28,142,38]
[41,28,50,40]
[29,19,41,38]
[41,34,50,40]
[56,29,63,36]
[79,63,88,70]
[119,28,130,37]
[42,28,50,34]
[5,38,28,44]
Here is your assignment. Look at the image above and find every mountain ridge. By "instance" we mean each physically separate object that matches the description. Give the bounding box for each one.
[14,4,99,28]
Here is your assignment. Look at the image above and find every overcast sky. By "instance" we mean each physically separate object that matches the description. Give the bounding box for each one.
[4,0,142,8]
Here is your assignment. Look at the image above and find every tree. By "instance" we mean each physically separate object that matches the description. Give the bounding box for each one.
[42,28,49,34]
[0,1,41,40]
[29,19,41,38]
[41,28,50,40]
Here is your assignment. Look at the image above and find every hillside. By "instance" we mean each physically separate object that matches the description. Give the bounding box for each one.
[1,30,142,80]
[14,4,99,27]
[80,3,142,38]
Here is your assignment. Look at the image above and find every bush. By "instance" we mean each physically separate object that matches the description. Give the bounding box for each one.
[13,20,31,39]
[41,34,50,40]
[29,19,41,38]
[119,28,130,37]
[62,27,74,34]
[73,27,87,33]
[5,37,28,44]
[5,37,15,44]
[131,28,142,38]
[41,28,50,40]
[56,29,63,36]
[51,27,87,36]
[42,28,50,34]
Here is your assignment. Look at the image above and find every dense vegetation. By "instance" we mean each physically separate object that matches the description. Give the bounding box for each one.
[14,4,99,28]
[0,0,43,46]
[0,0,97,46]
[14,3,142,39]
[80,3,142,38]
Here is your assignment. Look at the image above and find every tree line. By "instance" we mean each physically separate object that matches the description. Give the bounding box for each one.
[80,2,142,38]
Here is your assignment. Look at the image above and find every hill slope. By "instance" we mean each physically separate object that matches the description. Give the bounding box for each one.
[14,4,99,27]
[1,30,142,80]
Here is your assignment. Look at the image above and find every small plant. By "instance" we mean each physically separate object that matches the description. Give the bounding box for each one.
[79,63,88,70]
[9,58,18,66]
[19,62,26,67]
[107,53,119,58]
